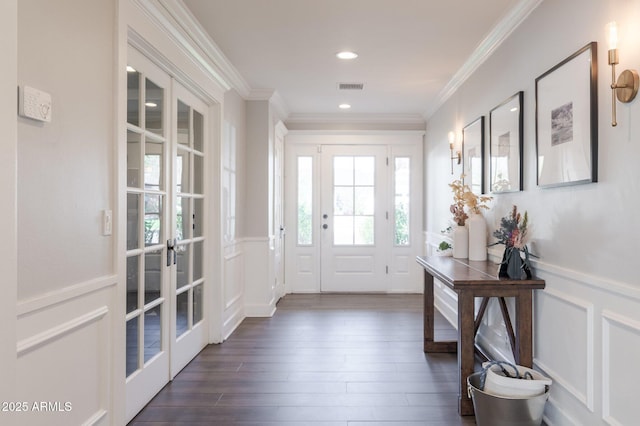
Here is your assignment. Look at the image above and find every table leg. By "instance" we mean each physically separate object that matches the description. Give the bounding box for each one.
[423,271,457,353]
[515,290,534,367]
[457,290,475,416]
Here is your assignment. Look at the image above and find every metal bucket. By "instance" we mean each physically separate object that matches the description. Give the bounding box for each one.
[467,372,549,426]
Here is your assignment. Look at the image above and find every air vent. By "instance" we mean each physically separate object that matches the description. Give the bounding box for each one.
[338,82,364,90]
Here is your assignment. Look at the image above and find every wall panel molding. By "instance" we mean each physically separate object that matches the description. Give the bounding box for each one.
[602,310,640,426]
[17,306,109,357]
[17,275,117,318]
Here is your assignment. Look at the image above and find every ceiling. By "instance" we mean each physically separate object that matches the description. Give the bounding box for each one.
[182,0,528,122]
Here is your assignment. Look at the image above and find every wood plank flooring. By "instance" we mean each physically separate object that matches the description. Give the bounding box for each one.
[129,294,476,425]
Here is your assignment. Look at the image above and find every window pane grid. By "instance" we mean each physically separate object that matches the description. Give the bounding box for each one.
[297,157,313,245]
[394,157,410,246]
[333,156,375,246]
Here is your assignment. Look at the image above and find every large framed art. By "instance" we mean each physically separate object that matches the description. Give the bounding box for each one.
[490,91,523,193]
[462,116,485,195]
[535,42,598,187]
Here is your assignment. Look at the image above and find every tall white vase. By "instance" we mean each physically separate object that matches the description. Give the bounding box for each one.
[452,224,469,259]
[468,213,487,261]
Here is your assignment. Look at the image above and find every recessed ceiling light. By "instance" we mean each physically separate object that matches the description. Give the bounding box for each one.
[336,51,358,60]
[339,103,351,110]
[126,65,137,72]
[145,102,157,108]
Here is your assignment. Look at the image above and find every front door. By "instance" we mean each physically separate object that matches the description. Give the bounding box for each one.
[320,145,389,292]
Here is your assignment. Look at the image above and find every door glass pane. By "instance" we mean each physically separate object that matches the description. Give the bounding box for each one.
[176,196,190,241]
[354,187,374,215]
[193,110,204,152]
[144,194,162,246]
[297,157,312,245]
[127,69,140,127]
[127,131,141,188]
[144,142,163,190]
[193,241,203,281]
[194,154,204,194]
[334,156,353,186]
[144,250,162,304]
[126,317,139,377]
[193,284,203,325]
[176,149,190,193]
[395,157,410,246]
[177,100,190,145]
[127,194,140,250]
[334,187,354,215]
[354,216,374,245]
[176,243,190,290]
[145,78,163,136]
[193,198,204,238]
[334,216,353,245]
[354,157,375,185]
[126,255,140,314]
[144,305,161,363]
[176,290,189,338]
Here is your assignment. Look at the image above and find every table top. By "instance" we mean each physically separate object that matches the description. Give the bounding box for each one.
[416,255,545,290]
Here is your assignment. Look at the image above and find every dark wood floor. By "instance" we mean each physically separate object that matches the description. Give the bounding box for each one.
[129,294,476,425]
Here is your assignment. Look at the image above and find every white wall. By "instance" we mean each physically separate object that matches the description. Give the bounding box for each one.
[425,0,640,424]
[0,0,18,411]
[16,0,116,424]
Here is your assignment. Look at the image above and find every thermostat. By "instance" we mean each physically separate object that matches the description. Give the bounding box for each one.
[19,85,52,122]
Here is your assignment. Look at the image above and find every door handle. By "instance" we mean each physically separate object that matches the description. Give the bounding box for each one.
[166,239,177,267]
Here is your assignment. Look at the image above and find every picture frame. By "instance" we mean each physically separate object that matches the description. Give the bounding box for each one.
[489,91,524,193]
[535,42,598,188]
[462,116,485,195]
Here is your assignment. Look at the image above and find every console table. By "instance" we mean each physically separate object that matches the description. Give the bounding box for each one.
[416,255,545,415]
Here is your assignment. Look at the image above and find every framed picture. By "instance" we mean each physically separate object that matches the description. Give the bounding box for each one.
[535,42,598,188]
[490,91,523,193]
[462,116,485,195]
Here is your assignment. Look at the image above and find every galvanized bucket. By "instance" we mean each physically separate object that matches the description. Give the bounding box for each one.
[467,372,549,426]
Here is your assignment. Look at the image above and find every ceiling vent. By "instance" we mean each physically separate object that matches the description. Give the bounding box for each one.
[338,82,364,90]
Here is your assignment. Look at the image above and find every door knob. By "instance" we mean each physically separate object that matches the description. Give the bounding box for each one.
[322,224,328,229]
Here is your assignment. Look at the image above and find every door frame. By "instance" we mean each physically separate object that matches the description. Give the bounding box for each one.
[284,131,424,294]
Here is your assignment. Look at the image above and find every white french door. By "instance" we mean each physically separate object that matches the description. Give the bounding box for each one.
[320,145,388,292]
[125,49,209,421]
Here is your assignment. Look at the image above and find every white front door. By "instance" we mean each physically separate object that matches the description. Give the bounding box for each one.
[320,145,389,292]
[285,136,423,294]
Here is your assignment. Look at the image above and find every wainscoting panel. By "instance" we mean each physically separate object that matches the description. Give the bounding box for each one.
[16,279,115,426]
[602,310,640,426]
[222,243,245,340]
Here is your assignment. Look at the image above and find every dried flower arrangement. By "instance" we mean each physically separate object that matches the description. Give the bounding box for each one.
[449,176,492,225]
[492,205,534,279]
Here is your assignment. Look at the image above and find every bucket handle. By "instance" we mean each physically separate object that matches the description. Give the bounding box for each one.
[478,360,533,390]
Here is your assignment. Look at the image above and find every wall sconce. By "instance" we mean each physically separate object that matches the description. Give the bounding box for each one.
[607,21,639,127]
[448,131,461,174]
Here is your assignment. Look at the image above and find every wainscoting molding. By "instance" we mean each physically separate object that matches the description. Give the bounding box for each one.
[601,310,640,426]
[16,281,114,426]
[222,243,245,340]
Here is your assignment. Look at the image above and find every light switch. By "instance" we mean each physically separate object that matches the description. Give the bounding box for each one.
[103,210,112,236]
[19,85,52,122]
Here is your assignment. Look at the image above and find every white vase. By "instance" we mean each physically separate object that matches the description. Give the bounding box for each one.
[452,224,468,259]
[468,213,487,261]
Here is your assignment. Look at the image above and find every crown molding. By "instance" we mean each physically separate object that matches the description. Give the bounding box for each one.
[139,0,252,96]
[424,0,543,119]
[247,89,290,120]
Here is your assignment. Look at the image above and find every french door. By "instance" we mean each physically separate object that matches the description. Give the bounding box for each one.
[320,145,388,292]
[125,49,209,421]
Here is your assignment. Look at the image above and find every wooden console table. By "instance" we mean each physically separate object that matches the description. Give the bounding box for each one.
[416,255,545,416]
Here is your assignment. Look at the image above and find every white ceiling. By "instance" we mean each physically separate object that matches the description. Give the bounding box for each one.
[182,0,529,121]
